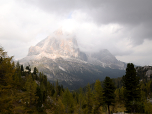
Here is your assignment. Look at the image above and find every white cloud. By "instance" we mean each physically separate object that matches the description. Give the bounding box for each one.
[116,39,152,66]
[0,0,152,66]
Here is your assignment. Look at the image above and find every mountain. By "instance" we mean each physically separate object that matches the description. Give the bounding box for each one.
[20,28,126,90]
[87,49,126,69]
[136,66,152,81]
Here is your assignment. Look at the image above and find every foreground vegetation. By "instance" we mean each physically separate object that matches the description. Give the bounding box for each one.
[1,47,152,114]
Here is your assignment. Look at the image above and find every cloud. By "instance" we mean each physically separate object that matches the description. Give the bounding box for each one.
[116,39,152,66]
[1,0,152,65]
[24,0,152,45]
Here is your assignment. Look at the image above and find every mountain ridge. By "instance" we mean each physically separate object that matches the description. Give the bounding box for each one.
[20,28,126,89]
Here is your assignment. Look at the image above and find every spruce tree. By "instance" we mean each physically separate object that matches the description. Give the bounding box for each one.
[21,65,24,72]
[93,79,103,114]
[103,76,116,114]
[150,81,152,97]
[62,88,73,113]
[14,61,22,88]
[122,63,141,113]
[78,88,83,114]
[0,48,15,113]
[55,80,59,100]
[36,86,43,111]
[26,65,31,73]
[33,67,38,75]
[86,83,93,114]
[24,74,37,107]
[40,82,46,102]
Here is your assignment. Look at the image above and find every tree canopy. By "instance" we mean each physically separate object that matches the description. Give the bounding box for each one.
[103,76,116,114]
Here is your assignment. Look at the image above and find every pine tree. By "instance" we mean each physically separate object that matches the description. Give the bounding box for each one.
[24,74,37,107]
[36,85,43,111]
[119,86,125,104]
[0,48,15,113]
[51,83,55,96]
[150,81,152,97]
[21,65,24,72]
[55,80,59,100]
[33,67,38,75]
[13,61,22,88]
[62,88,73,113]
[93,79,103,114]
[86,83,93,114]
[103,76,116,114]
[78,88,84,114]
[54,98,65,114]
[40,81,46,102]
[26,65,31,73]
[33,67,38,80]
[122,63,141,113]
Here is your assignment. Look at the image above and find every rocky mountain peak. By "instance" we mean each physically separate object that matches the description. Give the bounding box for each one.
[27,28,87,61]
[19,28,126,89]
[21,28,126,70]
[86,49,125,69]
[53,27,63,36]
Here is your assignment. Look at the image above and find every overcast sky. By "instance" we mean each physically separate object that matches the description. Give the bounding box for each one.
[1,0,152,66]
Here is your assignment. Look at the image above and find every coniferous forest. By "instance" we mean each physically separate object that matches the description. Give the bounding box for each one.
[1,47,152,114]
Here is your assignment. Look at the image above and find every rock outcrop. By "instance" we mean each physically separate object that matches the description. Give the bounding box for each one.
[20,28,126,90]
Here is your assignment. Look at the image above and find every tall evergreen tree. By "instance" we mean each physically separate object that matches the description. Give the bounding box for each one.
[33,67,38,75]
[119,86,125,104]
[21,65,24,72]
[0,48,15,113]
[55,80,59,100]
[24,74,37,107]
[122,63,141,113]
[86,83,93,114]
[150,81,152,97]
[62,88,73,113]
[40,81,46,102]
[36,85,43,111]
[25,65,31,73]
[78,88,83,114]
[93,79,103,114]
[103,76,116,114]
[14,61,22,88]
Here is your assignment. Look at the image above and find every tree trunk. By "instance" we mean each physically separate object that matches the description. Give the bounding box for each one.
[108,105,110,114]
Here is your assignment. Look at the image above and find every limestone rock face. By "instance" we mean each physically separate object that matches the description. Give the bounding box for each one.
[27,28,87,61]
[20,28,126,90]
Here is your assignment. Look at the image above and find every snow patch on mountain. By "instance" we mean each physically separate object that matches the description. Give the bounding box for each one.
[20,27,126,70]
[59,66,66,72]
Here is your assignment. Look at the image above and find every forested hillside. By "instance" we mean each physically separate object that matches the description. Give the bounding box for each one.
[136,66,152,82]
[1,48,152,114]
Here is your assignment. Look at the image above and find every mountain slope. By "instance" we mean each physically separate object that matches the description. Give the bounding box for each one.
[20,28,126,90]
[27,28,87,61]
[87,49,126,69]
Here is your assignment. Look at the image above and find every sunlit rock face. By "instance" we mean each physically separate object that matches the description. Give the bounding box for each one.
[20,28,126,90]
[27,28,87,61]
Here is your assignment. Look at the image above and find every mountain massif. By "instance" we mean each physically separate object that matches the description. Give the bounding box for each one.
[20,28,126,89]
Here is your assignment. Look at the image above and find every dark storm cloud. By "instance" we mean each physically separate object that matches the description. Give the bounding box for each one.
[25,0,152,45]
[24,0,152,24]
[91,1,152,25]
